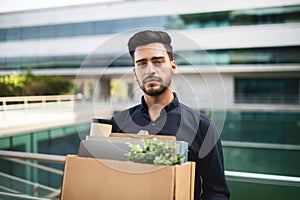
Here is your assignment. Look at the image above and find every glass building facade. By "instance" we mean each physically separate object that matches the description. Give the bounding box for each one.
[1,46,300,70]
[0,6,299,42]
[0,6,300,71]
[0,2,299,106]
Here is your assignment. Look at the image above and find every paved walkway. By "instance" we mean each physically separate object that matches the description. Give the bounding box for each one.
[0,102,77,137]
[0,100,128,138]
[1,100,299,138]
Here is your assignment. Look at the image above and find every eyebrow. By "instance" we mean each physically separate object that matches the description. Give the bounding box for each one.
[135,56,165,64]
[151,56,165,61]
[135,58,147,64]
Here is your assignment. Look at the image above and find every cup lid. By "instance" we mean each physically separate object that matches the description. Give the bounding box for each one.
[92,118,112,125]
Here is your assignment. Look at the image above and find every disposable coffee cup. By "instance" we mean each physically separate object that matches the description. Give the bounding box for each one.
[90,118,112,137]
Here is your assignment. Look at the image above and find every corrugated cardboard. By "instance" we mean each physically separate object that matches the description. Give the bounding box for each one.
[61,155,195,200]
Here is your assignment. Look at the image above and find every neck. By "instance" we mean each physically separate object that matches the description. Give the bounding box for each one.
[144,89,174,121]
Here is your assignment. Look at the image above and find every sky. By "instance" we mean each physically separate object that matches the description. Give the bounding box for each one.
[0,0,123,13]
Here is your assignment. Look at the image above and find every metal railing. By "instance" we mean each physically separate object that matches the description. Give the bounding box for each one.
[0,150,300,194]
[222,141,300,187]
[225,171,300,187]
[235,95,300,105]
[222,141,300,151]
[0,151,65,199]
[0,150,65,164]
[0,172,60,199]
[2,94,300,111]
[0,191,53,200]
[0,95,77,112]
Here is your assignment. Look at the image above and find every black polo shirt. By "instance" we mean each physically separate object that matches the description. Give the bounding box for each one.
[111,93,230,200]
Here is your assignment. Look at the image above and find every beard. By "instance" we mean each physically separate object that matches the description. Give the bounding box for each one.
[139,75,171,96]
[142,84,168,96]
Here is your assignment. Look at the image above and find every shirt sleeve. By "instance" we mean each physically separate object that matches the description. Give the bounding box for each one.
[194,118,230,200]
[198,138,230,200]
[111,116,121,133]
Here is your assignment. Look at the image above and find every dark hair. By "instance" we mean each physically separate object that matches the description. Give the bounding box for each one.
[127,30,173,61]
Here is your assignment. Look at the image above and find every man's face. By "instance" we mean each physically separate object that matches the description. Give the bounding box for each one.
[133,43,177,96]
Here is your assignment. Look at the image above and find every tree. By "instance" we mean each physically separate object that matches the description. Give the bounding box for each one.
[0,69,73,96]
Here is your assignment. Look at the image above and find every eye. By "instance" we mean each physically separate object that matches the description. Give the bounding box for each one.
[137,61,147,68]
[152,59,164,66]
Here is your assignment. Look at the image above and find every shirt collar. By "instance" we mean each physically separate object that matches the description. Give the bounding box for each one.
[140,92,180,113]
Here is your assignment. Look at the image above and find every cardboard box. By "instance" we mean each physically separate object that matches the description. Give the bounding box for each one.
[61,155,195,200]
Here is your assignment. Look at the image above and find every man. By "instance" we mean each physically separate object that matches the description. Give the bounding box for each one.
[111,30,230,200]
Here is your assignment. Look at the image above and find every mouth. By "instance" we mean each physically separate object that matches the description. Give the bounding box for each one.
[145,79,160,84]
[143,76,162,85]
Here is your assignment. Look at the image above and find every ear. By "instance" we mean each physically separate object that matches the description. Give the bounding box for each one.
[171,60,178,75]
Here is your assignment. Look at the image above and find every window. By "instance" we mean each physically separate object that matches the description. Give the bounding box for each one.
[21,57,37,68]
[235,78,299,104]
[39,25,56,38]
[94,21,111,34]
[73,22,94,36]
[6,28,20,40]
[21,27,38,40]
[0,29,6,41]
[56,24,73,37]
[0,57,6,69]
[6,57,21,69]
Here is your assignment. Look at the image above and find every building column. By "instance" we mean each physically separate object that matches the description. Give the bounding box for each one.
[98,78,111,101]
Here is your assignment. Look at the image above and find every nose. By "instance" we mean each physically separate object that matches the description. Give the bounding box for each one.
[145,62,155,75]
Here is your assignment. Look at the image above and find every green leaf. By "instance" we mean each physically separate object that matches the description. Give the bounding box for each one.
[125,138,185,165]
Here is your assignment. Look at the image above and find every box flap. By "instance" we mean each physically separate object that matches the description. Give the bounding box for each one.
[175,162,196,200]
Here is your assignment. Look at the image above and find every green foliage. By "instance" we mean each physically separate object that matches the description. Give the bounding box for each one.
[0,69,73,96]
[0,72,26,96]
[125,138,184,165]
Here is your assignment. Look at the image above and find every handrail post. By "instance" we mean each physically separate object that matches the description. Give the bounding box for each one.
[33,183,38,197]
[42,96,46,109]
[24,96,28,111]
[57,96,62,108]
[3,99,7,112]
